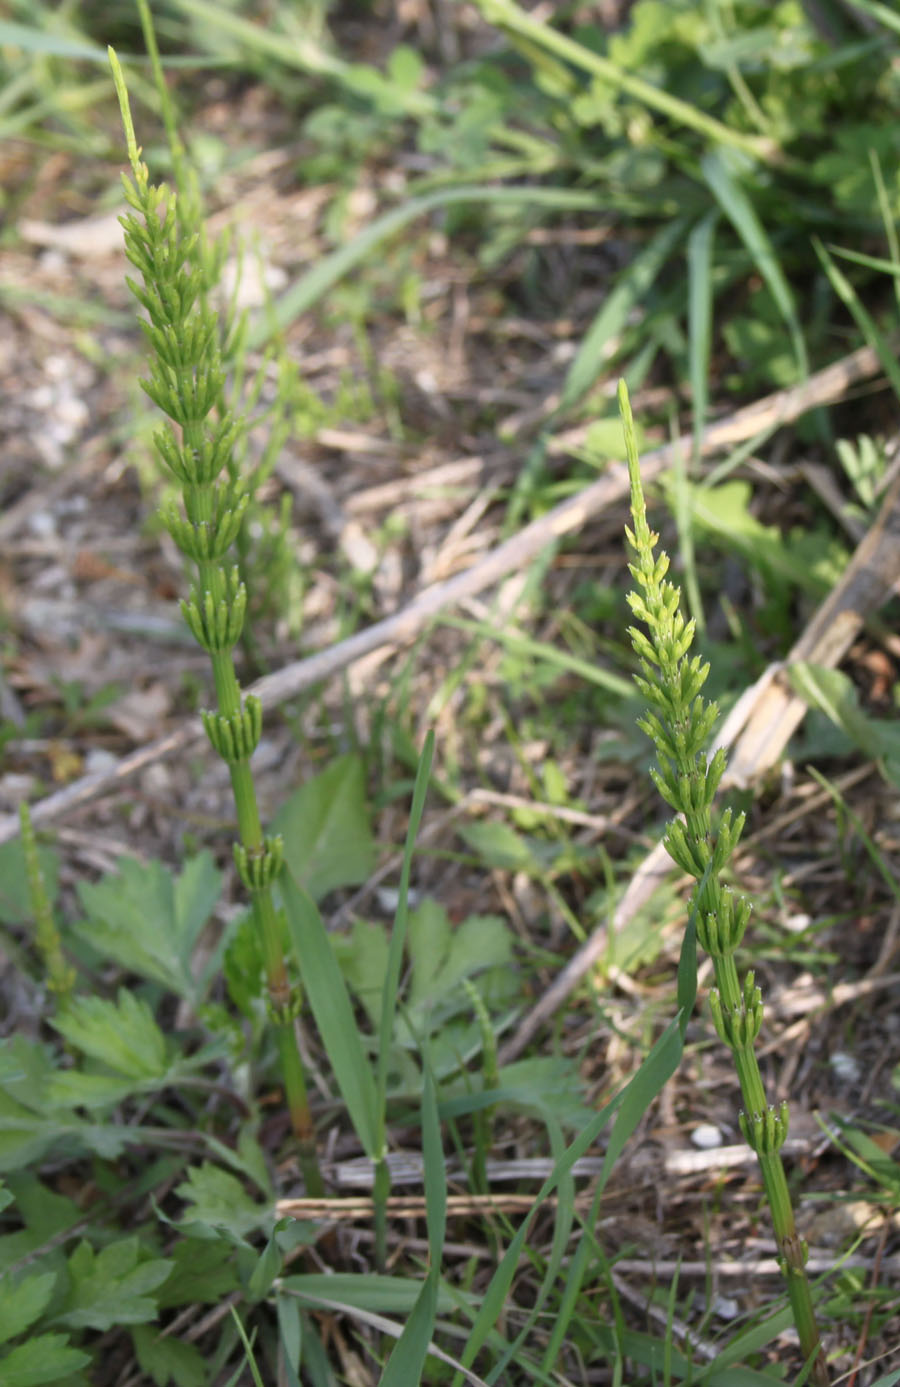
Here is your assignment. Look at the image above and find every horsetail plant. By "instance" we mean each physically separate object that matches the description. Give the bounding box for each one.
[108,50,324,1197]
[20,801,75,1009]
[620,380,830,1385]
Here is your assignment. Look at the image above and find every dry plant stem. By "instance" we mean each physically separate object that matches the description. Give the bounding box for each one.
[620,379,829,1385]
[108,50,323,1196]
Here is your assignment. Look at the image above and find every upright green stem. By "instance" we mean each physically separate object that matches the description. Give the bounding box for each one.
[109,48,323,1197]
[619,379,828,1384]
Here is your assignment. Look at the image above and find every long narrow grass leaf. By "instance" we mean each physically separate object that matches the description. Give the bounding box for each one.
[251,186,606,348]
[814,236,900,403]
[379,1067,445,1386]
[559,217,690,413]
[454,1017,682,1382]
[687,211,717,467]
[0,20,106,60]
[281,870,379,1157]
[701,150,807,377]
[376,733,434,1134]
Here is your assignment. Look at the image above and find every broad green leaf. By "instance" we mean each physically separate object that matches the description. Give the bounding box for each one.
[281,870,379,1157]
[156,1238,239,1310]
[222,906,266,1018]
[0,1177,82,1275]
[789,663,897,762]
[175,1165,273,1244]
[407,902,513,1013]
[331,919,388,1032]
[687,480,842,595]
[75,853,221,1000]
[57,1237,171,1331]
[0,1183,12,1215]
[0,838,59,926]
[0,1270,56,1346]
[51,990,168,1079]
[457,820,540,874]
[492,1058,593,1132]
[0,1333,90,1386]
[272,754,375,901]
[43,1071,153,1110]
[0,1105,136,1170]
[132,1323,207,1387]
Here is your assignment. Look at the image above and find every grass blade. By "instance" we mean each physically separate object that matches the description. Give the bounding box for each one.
[687,210,718,467]
[281,870,379,1158]
[375,732,434,1133]
[379,1066,445,1386]
[454,1017,683,1383]
[559,217,691,414]
[814,236,900,403]
[0,20,106,60]
[701,149,808,377]
[249,185,606,348]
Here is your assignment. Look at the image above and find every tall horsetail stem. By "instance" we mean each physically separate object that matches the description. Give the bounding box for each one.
[109,49,324,1197]
[619,381,829,1384]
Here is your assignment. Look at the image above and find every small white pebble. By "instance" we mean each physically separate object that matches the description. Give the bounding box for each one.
[376,886,422,914]
[830,1052,860,1084]
[84,748,119,776]
[711,1295,739,1321]
[691,1123,723,1150]
[28,510,57,538]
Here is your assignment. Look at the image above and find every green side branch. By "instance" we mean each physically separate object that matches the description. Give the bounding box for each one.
[108,47,323,1197]
[619,379,829,1385]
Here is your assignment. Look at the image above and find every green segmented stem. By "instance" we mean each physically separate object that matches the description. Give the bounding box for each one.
[620,379,828,1384]
[110,47,323,1197]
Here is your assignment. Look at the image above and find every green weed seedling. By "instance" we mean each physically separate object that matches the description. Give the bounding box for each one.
[620,379,830,1385]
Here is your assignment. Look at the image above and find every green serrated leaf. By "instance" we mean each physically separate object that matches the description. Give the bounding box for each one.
[51,990,168,1079]
[222,907,266,1018]
[456,820,540,873]
[175,1165,273,1243]
[331,919,389,1032]
[0,1270,56,1346]
[75,853,220,1000]
[271,754,375,900]
[0,1332,90,1386]
[0,1176,82,1274]
[132,1324,207,1387]
[58,1236,172,1331]
[156,1238,238,1310]
[42,1071,147,1110]
[407,901,513,1013]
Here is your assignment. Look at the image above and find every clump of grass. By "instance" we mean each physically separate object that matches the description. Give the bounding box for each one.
[108,48,323,1197]
[620,379,830,1385]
